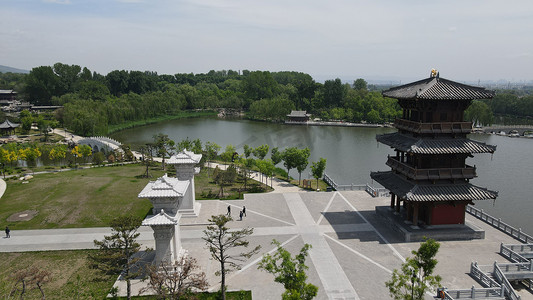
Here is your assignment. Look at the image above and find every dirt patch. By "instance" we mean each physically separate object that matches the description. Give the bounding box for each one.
[7,210,38,222]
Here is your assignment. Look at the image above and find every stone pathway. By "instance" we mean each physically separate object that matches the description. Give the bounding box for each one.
[283,193,358,299]
[2,190,528,299]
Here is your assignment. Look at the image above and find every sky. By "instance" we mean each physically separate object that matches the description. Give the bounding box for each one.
[1,0,533,83]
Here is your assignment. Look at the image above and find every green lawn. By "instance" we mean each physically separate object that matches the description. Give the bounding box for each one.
[0,250,116,300]
[0,250,252,300]
[1,164,164,230]
[1,163,273,230]
[195,167,273,200]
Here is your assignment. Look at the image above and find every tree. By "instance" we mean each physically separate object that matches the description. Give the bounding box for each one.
[281,147,300,181]
[142,255,208,300]
[353,78,368,91]
[19,110,33,134]
[202,215,260,300]
[271,147,282,166]
[89,216,143,300]
[213,165,237,198]
[240,157,255,190]
[385,238,442,300]
[9,266,51,300]
[204,141,221,177]
[92,151,106,166]
[79,144,92,163]
[464,100,494,126]
[220,144,236,163]
[310,158,327,190]
[295,148,310,185]
[139,144,155,178]
[258,240,318,300]
[243,144,252,158]
[153,133,175,170]
[252,144,269,160]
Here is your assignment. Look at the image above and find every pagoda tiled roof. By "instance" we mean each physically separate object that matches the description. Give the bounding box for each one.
[376,132,496,154]
[0,119,20,129]
[382,76,494,100]
[138,174,189,198]
[168,149,202,165]
[370,171,498,202]
[142,209,178,226]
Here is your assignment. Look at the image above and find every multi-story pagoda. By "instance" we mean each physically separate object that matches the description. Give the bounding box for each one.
[371,71,498,229]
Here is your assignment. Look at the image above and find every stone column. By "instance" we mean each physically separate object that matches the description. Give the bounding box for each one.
[152,225,175,265]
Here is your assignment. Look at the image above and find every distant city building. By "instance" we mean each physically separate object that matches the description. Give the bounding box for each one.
[371,71,498,227]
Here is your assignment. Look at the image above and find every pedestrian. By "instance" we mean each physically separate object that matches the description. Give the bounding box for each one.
[239,210,243,221]
[5,226,10,238]
[227,205,231,216]
[243,205,247,217]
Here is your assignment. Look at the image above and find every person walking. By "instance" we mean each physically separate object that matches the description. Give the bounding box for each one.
[227,205,231,216]
[242,206,247,217]
[239,210,243,221]
[5,226,10,238]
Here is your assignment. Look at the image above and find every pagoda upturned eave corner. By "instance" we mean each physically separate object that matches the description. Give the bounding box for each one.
[370,71,498,228]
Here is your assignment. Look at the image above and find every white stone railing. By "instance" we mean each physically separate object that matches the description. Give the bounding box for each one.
[466,205,533,243]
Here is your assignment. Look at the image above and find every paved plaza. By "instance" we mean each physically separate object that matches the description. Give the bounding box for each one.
[2,190,531,299]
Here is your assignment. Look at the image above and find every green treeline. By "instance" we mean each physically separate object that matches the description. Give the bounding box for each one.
[1,63,404,136]
[482,93,533,124]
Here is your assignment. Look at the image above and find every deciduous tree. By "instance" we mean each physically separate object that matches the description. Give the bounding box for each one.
[202,215,260,300]
[258,239,318,300]
[385,238,442,300]
[89,216,144,300]
[310,158,327,190]
[142,255,208,300]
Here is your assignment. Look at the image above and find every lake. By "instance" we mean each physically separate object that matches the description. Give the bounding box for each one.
[110,117,533,234]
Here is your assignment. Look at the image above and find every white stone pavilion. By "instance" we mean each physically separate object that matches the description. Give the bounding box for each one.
[138,149,202,265]
[167,149,202,217]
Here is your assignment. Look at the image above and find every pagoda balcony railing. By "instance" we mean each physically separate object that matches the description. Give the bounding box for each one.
[386,156,477,180]
[394,119,473,134]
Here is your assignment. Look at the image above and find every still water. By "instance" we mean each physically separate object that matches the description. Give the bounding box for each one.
[111,118,533,234]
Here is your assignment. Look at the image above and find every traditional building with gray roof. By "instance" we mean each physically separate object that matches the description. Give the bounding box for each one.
[371,71,498,239]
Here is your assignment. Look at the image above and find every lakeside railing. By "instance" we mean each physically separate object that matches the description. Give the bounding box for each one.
[466,205,533,244]
[322,173,389,197]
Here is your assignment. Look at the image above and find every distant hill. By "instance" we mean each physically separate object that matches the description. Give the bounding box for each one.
[0,65,29,74]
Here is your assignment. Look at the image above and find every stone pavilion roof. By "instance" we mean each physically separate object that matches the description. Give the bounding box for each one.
[142,209,178,226]
[376,133,496,154]
[138,174,189,198]
[0,119,19,129]
[382,76,495,100]
[168,149,202,165]
[371,171,498,202]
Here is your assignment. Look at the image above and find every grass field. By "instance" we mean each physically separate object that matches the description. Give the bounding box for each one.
[0,250,115,299]
[1,164,164,230]
[1,163,272,230]
[0,251,252,300]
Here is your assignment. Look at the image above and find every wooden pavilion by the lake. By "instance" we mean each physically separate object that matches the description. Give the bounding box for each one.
[0,119,19,136]
[371,71,498,228]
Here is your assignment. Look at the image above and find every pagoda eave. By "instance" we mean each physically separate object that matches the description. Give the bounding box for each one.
[376,132,496,154]
[370,171,498,202]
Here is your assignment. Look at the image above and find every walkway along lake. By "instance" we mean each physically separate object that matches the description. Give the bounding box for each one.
[110,117,533,234]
